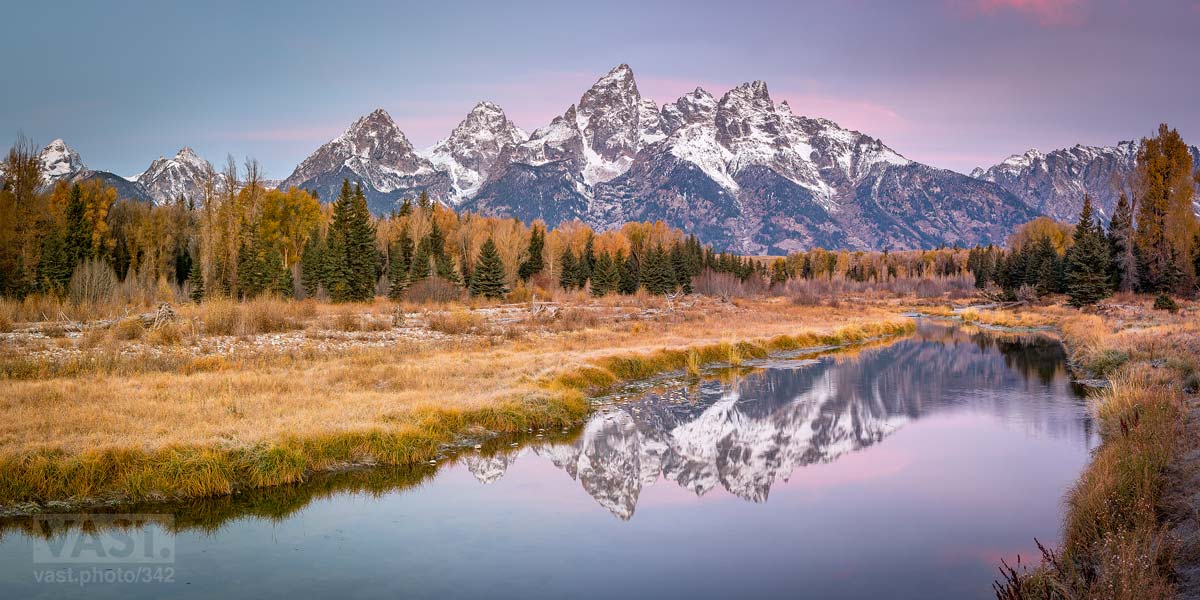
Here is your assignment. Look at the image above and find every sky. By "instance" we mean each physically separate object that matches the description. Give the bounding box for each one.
[2,0,1197,179]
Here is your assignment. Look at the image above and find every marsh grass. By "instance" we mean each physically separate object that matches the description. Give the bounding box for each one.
[0,301,914,509]
[995,309,1192,599]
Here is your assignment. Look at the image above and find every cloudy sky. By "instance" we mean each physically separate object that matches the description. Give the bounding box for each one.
[3,0,1197,179]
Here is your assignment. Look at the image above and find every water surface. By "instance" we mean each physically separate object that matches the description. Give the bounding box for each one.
[0,321,1096,599]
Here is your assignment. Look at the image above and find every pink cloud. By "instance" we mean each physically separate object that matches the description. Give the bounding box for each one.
[966,0,1085,26]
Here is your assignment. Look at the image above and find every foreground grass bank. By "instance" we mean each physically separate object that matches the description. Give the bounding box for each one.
[995,302,1197,599]
[0,296,913,511]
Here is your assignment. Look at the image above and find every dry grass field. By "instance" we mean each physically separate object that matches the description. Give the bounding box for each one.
[0,293,913,509]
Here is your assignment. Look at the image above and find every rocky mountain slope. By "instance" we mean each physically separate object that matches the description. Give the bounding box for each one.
[279,108,450,213]
[972,143,1200,222]
[134,147,220,205]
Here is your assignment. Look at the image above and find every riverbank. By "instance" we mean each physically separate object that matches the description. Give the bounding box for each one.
[993,297,1199,599]
[0,295,914,513]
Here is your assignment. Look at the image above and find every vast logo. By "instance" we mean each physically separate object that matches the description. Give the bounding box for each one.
[31,514,175,564]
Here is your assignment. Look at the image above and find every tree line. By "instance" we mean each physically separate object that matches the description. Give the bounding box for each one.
[2,124,1195,306]
[967,124,1199,306]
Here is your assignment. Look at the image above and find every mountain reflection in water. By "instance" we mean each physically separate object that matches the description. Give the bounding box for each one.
[465,321,1092,520]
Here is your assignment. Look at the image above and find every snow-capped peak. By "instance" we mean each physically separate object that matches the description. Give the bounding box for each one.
[280,107,439,200]
[38,138,86,182]
[424,101,529,202]
[135,146,220,205]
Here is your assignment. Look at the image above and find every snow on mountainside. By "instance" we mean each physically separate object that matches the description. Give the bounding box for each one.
[973,142,1200,221]
[466,65,1034,252]
[279,108,450,213]
[136,147,220,205]
[421,101,527,202]
[38,139,87,184]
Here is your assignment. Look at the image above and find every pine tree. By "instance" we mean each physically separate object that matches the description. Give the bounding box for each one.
[189,245,205,302]
[63,183,92,267]
[642,245,676,295]
[618,249,638,294]
[670,242,692,293]
[37,229,72,294]
[591,252,619,297]
[470,238,508,299]
[1065,196,1113,306]
[436,251,460,284]
[263,248,293,298]
[559,247,577,290]
[387,228,414,299]
[1107,192,1138,293]
[411,235,434,281]
[327,180,379,302]
[577,234,595,288]
[300,228,326,298]
[1033,235,1062,296]
[518,225,545,281]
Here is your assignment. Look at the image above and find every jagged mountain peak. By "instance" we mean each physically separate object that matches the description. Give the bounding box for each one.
[38,138,86,182]
[661,88,718,132]
[425,101,529,201]
[137,146,218,205]
[280,107,448,212]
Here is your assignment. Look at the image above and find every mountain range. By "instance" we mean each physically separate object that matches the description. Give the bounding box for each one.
[24,64,1200,252]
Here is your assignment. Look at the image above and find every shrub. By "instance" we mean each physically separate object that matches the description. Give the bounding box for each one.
[1152,293,1177,313]
[425,309,481,335]
[1089,349,1129,378]
[146,322,186,346]
[406,278,462,304]
[68,259,119,305]
[112,318,145,341]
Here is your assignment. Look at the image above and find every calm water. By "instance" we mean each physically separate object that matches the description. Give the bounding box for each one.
[0,321,1096,599]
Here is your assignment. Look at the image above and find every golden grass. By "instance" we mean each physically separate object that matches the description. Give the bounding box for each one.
[0,297,913,508]
[996,304,1195,599]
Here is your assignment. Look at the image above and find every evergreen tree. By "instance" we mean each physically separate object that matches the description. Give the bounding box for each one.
[469,238,508,299]
[263,248,293,298]
[670,242,692,293]
[417,190,433,212]
[577,233,595,288]
[1107,192,1138,293]
[518,225,545,281]
[300,228,326,298]
[189,246,205,302]
[770,258,789,287]
[387,228,414,299]
[1065,196,1113,306]
[642,245,676,295]
[63,184,92,266]
[411,236,434,281]
[559,247,578,290]
[37,229,72,294]
[326,181,379,302]
[1033,235,1062,296]
[618,249,638,294]
[591,252,618,297]
[436,252,460,284]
